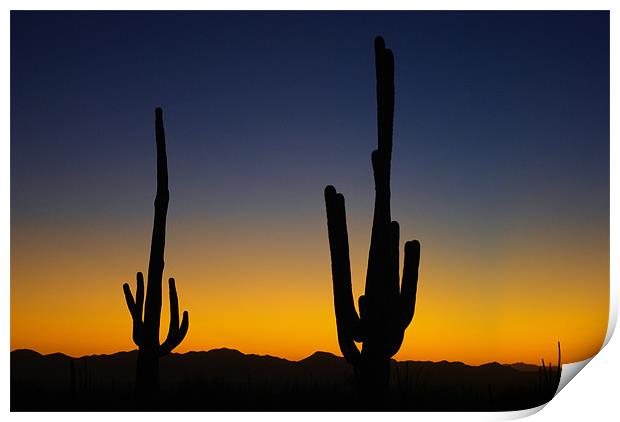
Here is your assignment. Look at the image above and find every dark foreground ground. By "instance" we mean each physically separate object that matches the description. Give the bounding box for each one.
[11,348,560,411]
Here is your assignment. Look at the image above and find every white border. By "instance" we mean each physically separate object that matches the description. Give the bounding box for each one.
[2,1,617,421]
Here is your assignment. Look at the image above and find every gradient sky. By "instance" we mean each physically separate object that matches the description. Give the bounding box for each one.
[11,11,609,365]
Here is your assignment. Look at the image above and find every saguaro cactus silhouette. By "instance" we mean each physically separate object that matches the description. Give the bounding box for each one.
[324,37,421,398]
[122,108,189,400]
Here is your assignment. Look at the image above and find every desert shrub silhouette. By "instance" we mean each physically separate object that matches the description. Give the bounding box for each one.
[538,341,562,403]
[69,359,92,399]
[122,108,189,403]
[324,36,421,401]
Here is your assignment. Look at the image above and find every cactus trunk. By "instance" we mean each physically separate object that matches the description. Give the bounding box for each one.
[135,350,159,396]
[123,108,189,406]
[143,108,169,351]
[325,37,421,403]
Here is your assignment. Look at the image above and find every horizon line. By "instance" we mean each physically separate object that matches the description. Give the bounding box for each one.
[10,347,560,368]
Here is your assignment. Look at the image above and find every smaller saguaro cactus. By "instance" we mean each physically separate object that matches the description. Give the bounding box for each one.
[122,108,189,401]
[324,37,421,400]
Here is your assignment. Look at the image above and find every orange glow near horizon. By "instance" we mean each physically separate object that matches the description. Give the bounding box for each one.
[11,213,608,366]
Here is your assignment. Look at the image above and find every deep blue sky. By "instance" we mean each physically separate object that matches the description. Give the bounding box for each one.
[12,11,608,229]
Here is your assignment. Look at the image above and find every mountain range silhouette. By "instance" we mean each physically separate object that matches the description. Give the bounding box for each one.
[11,348,557,411]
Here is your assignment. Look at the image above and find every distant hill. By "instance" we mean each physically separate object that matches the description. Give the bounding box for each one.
[11,348,559,411]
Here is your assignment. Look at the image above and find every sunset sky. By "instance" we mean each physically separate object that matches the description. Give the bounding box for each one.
[11,11,609,365]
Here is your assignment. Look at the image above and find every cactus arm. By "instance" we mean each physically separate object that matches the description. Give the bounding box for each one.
[123,284,137,316]
[159,278,190,356]
[400,240,420,329]
[135,271,145,321]
[143,107,169,348]
[165,278,180,339]
[390,221,401,294]
[358,295,367,321]
[123,272,145,346]
[325,185,362,364]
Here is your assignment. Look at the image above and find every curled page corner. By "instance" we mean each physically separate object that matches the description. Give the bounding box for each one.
[550,289,619,396]
[555,357,593,395]
[603,281,618,347]
[547,283,618,403]
[492,355,600,420]
[493,403,546,420]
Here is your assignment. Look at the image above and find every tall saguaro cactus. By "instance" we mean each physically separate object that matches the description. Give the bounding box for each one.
[123,108,189,400]
[324,37,421,398]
